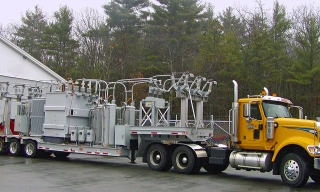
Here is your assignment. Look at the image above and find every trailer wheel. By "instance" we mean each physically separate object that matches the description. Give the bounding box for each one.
[54,152,70,158]
[280,153,309,188]
[172,146,198,174]
[202,158,229,174]
[9,139,21,156]
[24,140,38,158]
[310,175,320,184]
[0,138,8,155]
[146,144,172,171]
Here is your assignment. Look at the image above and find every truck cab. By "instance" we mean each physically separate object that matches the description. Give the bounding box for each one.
[237,95,293,150]
[230,84,320,187]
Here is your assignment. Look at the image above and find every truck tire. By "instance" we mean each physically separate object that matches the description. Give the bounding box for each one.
[202,158,229,174]
[172,146,199,174]
[9,139,21,156]
[310,175,320,184]
[0,138,8,155]
[280,153,309,188]
[53,152,70,158]
[146,144,172,171]
[24,140,38,158]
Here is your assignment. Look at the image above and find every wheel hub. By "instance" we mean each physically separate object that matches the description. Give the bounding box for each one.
[10,142,18,153]
[26,143,34,156]
[284,160,299,181]
[150,149,162,165]
[181,157,188,164]
[155,154,161,161]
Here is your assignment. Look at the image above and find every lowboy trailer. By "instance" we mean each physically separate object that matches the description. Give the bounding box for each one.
[0,72,319,188]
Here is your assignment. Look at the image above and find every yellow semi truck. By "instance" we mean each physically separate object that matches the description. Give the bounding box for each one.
[218,80,320,187]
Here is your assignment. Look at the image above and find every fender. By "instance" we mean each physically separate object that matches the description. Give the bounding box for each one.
[175,143,207,158]
[272,136,317,162]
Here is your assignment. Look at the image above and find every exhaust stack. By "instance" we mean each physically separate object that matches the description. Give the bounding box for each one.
[231,80,239,143]
[263,87,269,95]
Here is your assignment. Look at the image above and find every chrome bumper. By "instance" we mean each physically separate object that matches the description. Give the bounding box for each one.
[315,158,320,170]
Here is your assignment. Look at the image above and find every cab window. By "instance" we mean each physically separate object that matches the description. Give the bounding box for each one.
[250,104,262,120]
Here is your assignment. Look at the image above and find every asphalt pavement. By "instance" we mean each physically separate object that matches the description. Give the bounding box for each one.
[0,154,319,192]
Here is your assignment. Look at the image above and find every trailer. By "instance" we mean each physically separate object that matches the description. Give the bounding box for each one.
[0,72,319,188]
[0,73,214,167]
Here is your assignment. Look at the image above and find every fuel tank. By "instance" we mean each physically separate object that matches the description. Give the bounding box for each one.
[229,151,273,172]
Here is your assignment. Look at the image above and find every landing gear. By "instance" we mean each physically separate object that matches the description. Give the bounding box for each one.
[280,153,309,188]
[146,144,172,171]
[172,146,201,174]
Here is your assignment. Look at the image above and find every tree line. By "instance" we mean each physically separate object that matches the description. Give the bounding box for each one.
[0,0,320,119]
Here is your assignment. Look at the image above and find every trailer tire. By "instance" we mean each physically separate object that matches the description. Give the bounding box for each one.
[310,175,320,184]
[24,140,38,158]
[54,152,70,158]
[146,144,172,171]
[172,146,198,174]
[0,138,8,155]
[202,158,229,174]
[280,153,309,188]
[9,139,21,156]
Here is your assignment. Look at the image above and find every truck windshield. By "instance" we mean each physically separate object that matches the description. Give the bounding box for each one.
[262,101,291,118]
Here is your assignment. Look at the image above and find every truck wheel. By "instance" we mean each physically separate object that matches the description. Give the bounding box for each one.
[310,175,320,184]
[24,140,38,158]
[172,146,198,174]
[146,144,172,171]
[9,139,21,156]
[202,158,229,174]
[280,153,309,188]
[0,138,8,155]
[53,152,70,158]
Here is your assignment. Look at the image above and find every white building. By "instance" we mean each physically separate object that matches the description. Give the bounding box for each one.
[0,35,66,119]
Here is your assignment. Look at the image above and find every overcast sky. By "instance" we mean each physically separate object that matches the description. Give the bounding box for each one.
[0,0,318,26]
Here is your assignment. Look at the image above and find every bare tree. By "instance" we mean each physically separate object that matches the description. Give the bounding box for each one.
[0,22,19,43]
[74,7,110,79]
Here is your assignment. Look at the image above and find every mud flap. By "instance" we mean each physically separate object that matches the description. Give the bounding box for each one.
[315,158,320,170]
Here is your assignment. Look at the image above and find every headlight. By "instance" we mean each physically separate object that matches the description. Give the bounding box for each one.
[307,145,320,154]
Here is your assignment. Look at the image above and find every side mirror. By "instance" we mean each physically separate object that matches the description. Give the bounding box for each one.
[244,103,251,117]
